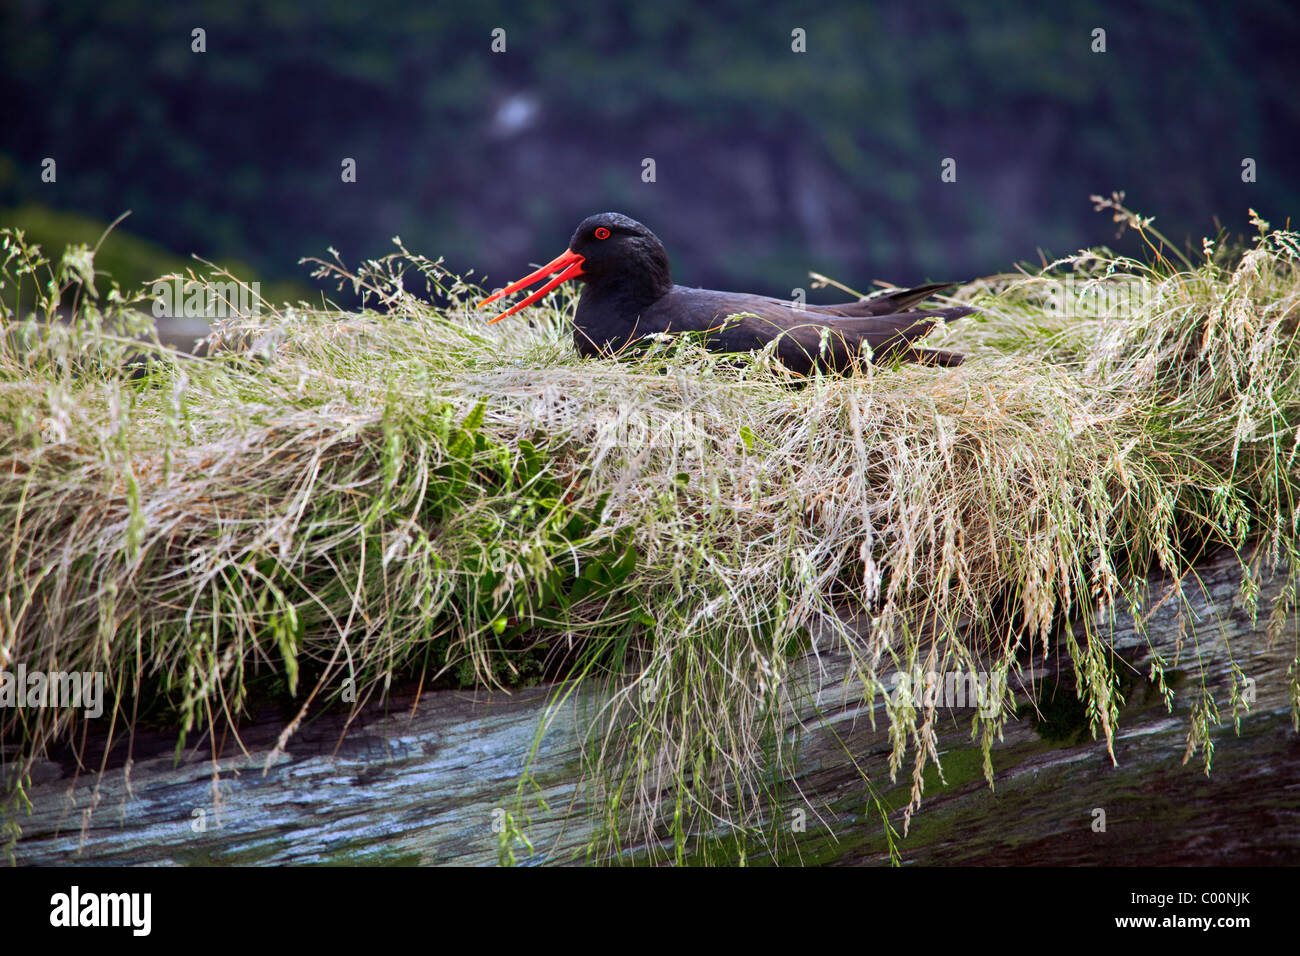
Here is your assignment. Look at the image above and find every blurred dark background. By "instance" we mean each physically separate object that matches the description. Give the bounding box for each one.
[2,0,1298,305]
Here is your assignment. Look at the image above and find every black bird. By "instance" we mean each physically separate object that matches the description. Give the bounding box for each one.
[479,213,973,373]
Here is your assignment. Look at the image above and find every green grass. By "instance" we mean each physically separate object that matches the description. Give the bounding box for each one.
[2,199,1299,865]
[0,203,313,313]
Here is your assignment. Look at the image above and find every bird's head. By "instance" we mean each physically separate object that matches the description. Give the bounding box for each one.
[479,212,671,322]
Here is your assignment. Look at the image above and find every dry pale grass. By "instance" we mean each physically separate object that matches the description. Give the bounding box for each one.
[2,202,1299,863]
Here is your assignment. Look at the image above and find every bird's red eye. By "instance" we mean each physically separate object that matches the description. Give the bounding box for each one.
[594,227,611,240]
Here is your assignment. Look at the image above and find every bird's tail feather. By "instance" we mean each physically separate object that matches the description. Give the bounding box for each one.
[910,347,965,367]
[853,282,958,316]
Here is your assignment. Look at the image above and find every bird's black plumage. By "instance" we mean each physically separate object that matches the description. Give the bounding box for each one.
[482,212,973,373]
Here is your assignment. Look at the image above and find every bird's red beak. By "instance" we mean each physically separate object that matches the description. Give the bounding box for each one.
[477,248,586,323]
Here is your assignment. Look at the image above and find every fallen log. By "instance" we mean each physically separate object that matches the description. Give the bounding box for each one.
[10,547,1299,865]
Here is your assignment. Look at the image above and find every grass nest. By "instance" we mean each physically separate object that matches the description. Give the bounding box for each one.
[2,198,1299,863]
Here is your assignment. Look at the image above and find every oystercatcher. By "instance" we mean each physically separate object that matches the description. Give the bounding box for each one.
[479,213,972,373]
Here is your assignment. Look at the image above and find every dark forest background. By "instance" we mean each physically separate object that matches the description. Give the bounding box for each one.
[2,0,1298,304]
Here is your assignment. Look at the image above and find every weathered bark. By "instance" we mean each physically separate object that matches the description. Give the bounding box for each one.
[10,548,1299,865]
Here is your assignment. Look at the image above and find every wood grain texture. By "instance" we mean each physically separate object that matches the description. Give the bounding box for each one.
[11,548,1299,865]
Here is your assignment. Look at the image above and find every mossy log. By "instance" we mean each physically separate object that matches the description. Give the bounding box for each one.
[11,548,1299,865]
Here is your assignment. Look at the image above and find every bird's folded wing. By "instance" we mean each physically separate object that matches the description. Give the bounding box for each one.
[725,307,972,373]
[827,282,957,316]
